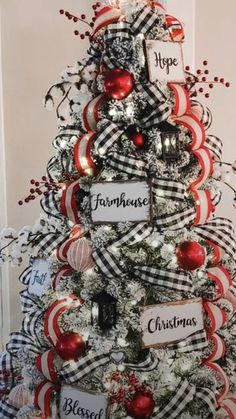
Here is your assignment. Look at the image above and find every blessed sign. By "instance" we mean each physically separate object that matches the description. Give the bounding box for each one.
[28,258,51,297]
[145,40,185,83]
[90,181,151,223]
[60,385,109,419]
[140,298,204,348]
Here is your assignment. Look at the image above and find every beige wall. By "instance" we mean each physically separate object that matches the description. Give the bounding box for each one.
[0,0,236,333]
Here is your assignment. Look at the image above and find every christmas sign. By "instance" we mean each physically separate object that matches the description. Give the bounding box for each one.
[28,258,51,297]
[145,40,185,83]
[140,298,204,348]
[90,181,152,223]
[60,384,109,419]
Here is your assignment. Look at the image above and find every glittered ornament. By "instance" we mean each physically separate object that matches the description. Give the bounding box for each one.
[176,241,206,271]
[55,332,85,361]
[67,237,95,272]
[8,384,31,409]
[131,132,145,149]
[125,392,155,418]
[104,69,134,100]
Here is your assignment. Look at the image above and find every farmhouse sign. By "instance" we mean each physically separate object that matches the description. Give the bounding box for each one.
[90,181,152,223]
[60,384,109,419]
[140,298,204,348]
[145,40,185,83]
[28,258,51,297]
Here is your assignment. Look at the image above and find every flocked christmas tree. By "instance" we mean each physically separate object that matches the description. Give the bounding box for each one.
[1,0,236,418]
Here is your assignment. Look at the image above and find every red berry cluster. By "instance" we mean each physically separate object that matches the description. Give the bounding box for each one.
[59,2,101,39]
[109,371,152,405]
[185,60,230,99]
[18,177,60,206]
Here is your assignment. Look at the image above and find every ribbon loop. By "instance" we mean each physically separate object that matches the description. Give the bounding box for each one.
[152,178,186,201]
[133,266,192,293]
[61,179,81,225]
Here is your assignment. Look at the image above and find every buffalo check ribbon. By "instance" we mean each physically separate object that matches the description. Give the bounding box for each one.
[0,399,19,419]
[7,332,40,356]
[168,329,208,353]
[0,352,15,391]
[40,190,63,220]
[153,380,195,418]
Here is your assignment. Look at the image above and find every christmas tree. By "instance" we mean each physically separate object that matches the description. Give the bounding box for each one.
[1,1,236,418]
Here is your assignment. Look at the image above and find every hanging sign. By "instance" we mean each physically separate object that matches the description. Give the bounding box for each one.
[140,298,204,348]
[90,181,152,223]
[60,384,109,419]
[28,258,51,297]
[145,40,185,83]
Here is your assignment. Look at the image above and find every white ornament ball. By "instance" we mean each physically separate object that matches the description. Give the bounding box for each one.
[67,237,95,272]
[8,384,31,409]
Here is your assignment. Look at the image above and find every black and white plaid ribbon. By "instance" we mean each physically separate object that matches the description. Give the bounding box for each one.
[0,399,19,419]
[196,386,216,417]
[107,152,148,177]
[135,82,169,116]
[33,231,66,256]
[125,352,158,372]
[152,178,186,202]
[0,352,15,390]
[61,351,111,383]
[109,222,153,248]
[93,247,125,278]
[88,44,103,63]
[133,266,192,293]
[19,259,33,286]
[7,332,40,356]
[104,22,131,43]
[155,207,196,230]
[47,156,60,182]
[195,217,236,261]
[21,309,43,338]
[154,379,195,418]
[205,135,223,161]
[40,191,62,220]
[169,329,207,353]
[94,120,123,157]
[132,6,163,36]
[20,289,39,314]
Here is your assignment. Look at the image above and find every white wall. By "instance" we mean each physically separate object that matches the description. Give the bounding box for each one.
[0,0,236,335]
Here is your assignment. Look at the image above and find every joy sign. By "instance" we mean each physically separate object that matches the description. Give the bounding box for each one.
[145,40,185,83]
[140,298,204,348]
[90,181,152,224]
[60,385,109,419]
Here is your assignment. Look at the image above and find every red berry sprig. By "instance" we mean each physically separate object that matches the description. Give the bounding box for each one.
[18,176,60,206]
[185,59,230,99]
[59,2,101,39]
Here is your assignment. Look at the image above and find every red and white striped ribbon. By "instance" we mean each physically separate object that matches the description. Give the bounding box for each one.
[205,333,226,363]
[92,6,122,37]
[61,180,81,225]
[74,132,97,177]
[225,288,236,313]
[34,380,57,418]
[204,361,230,404]
[153,2,166,11]
[83,94,106,132]
[173,114,205,150]
[203,301,227,334]
[35,349,58,384]
[168,83,191,117]
[206,240,225,266]
[207,266,232,298]
[190,147,214,190]
[56,226,84,263]
[192,189,213,225]
[52,265,74,291]
[165,14,185,42]
[219,397,236,418]
[44,296,79,346]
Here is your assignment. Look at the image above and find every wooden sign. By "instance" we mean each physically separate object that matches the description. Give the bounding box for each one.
[28,258,51,297]
[140,298,204,349]
[90,181,152,224]
[60,384,109,419]
[145,40,185,83]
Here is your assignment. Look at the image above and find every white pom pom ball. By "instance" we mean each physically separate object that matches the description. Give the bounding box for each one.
[67,238,95,272]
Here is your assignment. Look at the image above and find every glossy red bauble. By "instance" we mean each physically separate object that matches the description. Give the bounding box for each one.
[55,332,85,361]
[104,69,134,100]
[131,132,145,149]
[126,392,155,419]
[176,241,206,271]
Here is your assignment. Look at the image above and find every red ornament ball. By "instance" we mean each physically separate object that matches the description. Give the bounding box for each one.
[131,132,145,149]
[104,69,134,100]
[176,241,206,271]
[126,392,155,419]
[55,332,85,361]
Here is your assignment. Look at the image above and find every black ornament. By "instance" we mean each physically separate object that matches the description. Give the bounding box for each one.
[160,121,180,161]
[91,290,117,330]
